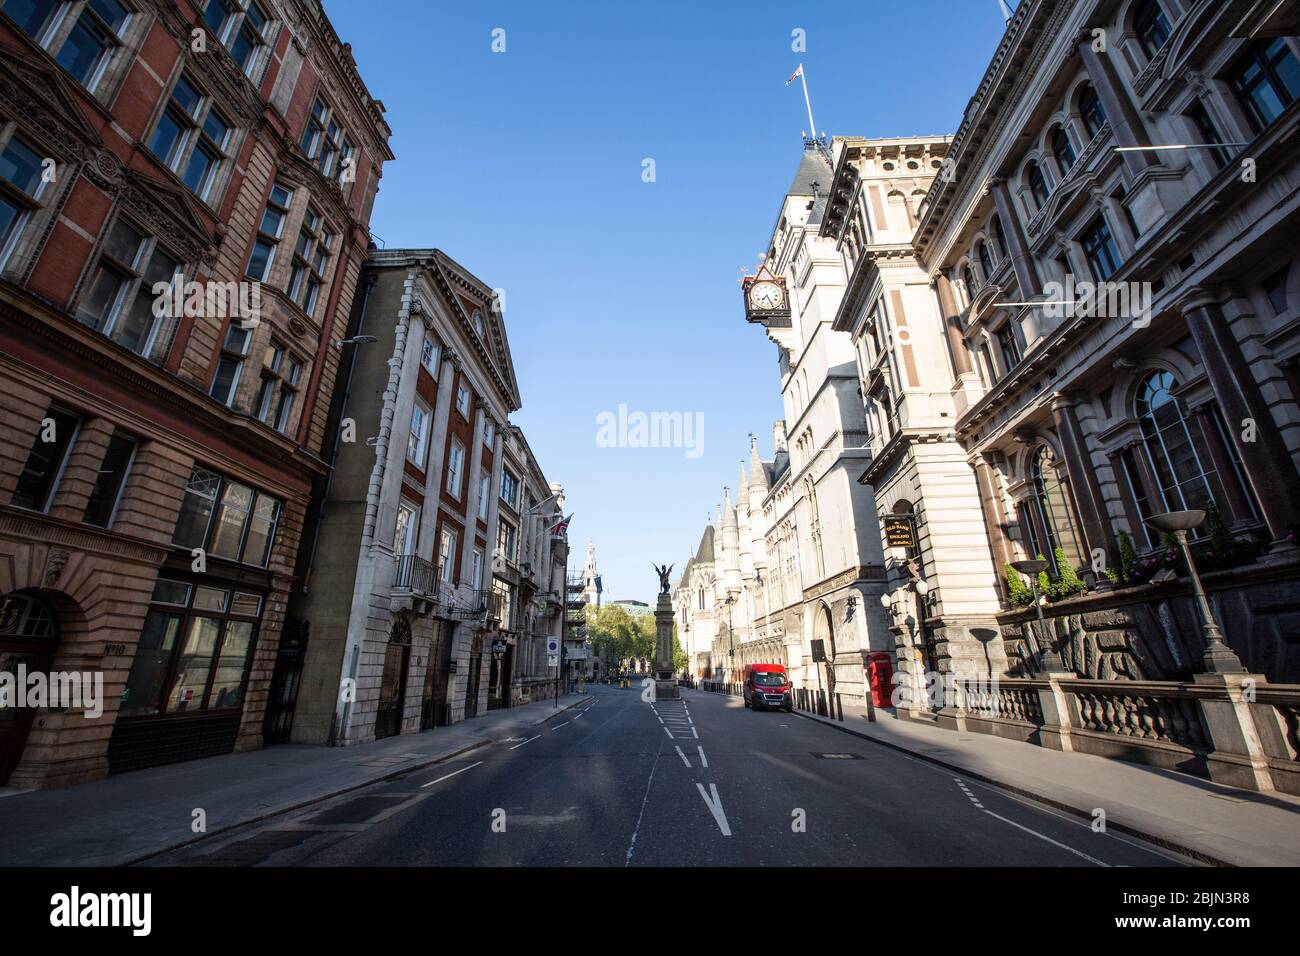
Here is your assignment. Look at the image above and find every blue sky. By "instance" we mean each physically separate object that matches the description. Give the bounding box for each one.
[326,0,1009,600]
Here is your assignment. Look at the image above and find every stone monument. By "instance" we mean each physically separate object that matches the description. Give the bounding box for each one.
[652,563,679,699]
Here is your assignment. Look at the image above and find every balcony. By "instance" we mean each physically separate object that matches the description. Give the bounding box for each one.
[394,554,439,596]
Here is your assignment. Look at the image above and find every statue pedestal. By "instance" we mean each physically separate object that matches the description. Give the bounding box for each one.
[655,679,679,700]
[654,592,677,698]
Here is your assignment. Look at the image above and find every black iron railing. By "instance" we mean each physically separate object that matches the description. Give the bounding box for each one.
[394,554,438,595]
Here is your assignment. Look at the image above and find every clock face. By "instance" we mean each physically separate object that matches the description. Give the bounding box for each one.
[750,281,783,311]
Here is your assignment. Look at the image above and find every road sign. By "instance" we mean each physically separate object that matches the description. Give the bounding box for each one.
[547,654,559,668]
[810,639,826,663]
[546,636,559,655]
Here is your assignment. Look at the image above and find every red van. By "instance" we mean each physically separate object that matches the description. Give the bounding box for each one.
[743,663,792,712]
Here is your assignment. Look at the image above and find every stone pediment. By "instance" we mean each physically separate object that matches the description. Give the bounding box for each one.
[0,45,102,156]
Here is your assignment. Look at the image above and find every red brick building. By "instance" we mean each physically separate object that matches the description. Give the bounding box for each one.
[0,0,392,787]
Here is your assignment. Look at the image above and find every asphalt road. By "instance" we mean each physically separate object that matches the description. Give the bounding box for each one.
[153,683,1190,867]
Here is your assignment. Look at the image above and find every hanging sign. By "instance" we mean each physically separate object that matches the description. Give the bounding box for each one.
[883,515,916,549]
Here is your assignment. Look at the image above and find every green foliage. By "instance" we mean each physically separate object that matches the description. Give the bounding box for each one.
[1004,562,1034,608]
[1046,547,1086,601]
[1117,530,1138,584]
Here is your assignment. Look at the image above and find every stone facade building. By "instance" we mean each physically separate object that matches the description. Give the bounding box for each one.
[491,424,567,708]
[287,248,566,745]
[0,0,390,786]
[823,135,1008,707]
[913,0,1300,686]
[680,1,1300,737]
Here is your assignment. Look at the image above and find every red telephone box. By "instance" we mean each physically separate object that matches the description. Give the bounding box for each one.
[865,652,894,709]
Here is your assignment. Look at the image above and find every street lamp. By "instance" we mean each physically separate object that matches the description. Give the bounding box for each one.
[1144,510,1245,673]
[332,334,378,349]
[1011,558,1067,672]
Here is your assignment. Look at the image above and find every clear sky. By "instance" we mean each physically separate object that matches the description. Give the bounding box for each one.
[325,0,1010,601]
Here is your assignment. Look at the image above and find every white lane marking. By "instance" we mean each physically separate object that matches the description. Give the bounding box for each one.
[697,746,708,768]
[573,712,584,720]
[656,715,664,724]
[695,782,732,837]
[420,761,483,789]
[509,735,541,750]
[552,721,569,730]
[625,753,661,866]
[953,777,1108,866]
[691,726,699,738]
[662,726,673,739]
[674,746,691,767]
[982,809,1111,866]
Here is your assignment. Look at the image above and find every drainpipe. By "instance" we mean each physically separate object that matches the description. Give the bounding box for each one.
[302,272,377,595]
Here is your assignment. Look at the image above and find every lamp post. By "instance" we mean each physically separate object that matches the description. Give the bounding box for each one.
[1145,510,1244,673]
[1011,558,1067,672]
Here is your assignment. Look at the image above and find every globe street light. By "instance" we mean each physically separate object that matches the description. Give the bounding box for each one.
[1011,558,1067,672]
[1144,510,1245,674]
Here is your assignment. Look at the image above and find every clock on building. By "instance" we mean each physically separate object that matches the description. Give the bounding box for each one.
[741,265,791,327]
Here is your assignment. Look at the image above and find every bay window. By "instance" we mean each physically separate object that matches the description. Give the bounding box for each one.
[245,182,291,282]
[172,465,281,568]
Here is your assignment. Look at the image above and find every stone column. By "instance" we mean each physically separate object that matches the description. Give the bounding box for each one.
[1189,403,1255,526]
[934,274,974,376]
[988,179,1041,300]
[973,455,1015,600]
[1180,290,1300,545]
[1050,392,1117,561]
[1075,31,1156,175]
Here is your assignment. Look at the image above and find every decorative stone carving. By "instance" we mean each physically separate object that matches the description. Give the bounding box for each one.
[42,549,70,588]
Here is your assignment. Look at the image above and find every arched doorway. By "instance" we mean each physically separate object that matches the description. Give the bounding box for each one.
[813,603,836,701]
[0,592,59,785]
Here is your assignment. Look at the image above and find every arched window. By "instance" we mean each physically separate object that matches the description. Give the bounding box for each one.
[1027,161,1050,208]
[1051,127,1076,174]
[977,241,993,280]
[963,263,979,297]
[1135,370,1218,519]
[1134,0,1172,60]
[1029,444,1086,576]
[1079,84,1107,139]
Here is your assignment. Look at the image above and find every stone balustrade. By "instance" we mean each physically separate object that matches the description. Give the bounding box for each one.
[943,675,1300,796]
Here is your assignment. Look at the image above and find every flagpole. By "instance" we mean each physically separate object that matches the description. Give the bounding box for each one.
[798,64,817,141]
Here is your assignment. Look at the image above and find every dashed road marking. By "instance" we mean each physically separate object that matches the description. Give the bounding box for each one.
[697,746,708,768]
[509,735,541,750]
[674,745,691,767]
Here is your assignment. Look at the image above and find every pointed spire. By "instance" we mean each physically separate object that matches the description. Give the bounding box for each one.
[722,487,737,529]
[749,436,769,491]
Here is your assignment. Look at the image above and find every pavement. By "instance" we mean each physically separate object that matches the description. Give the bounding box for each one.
[0,692,588,866]
[137,684,1217,867]
[772,689,1300,867]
